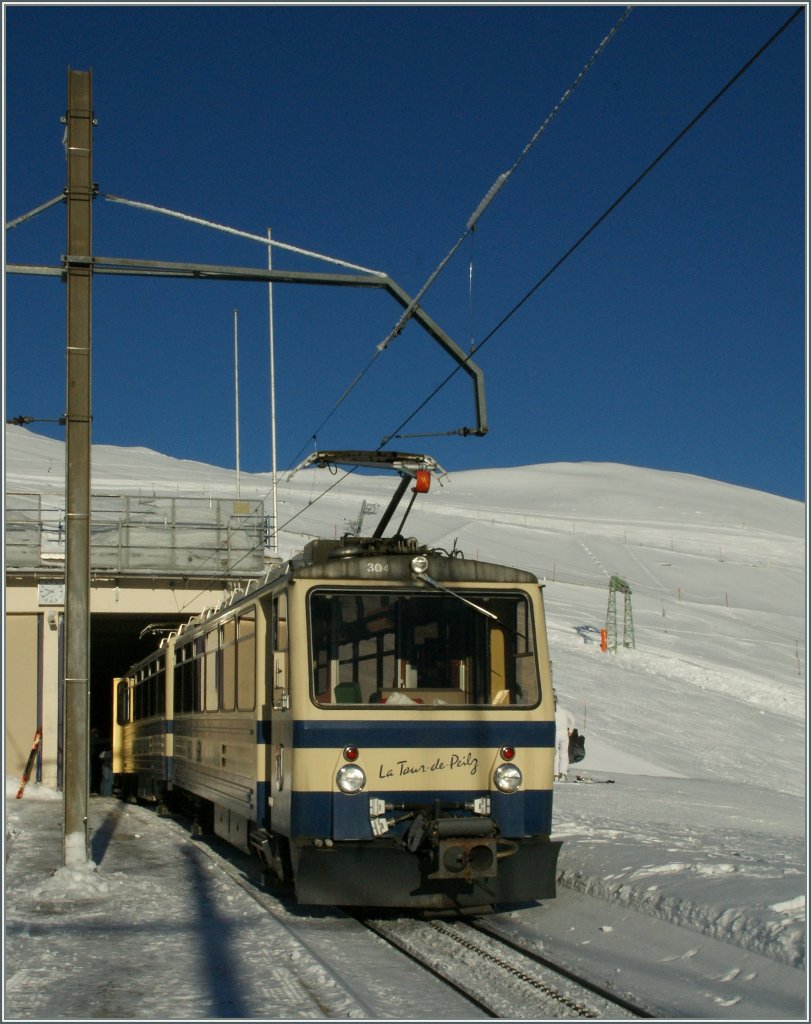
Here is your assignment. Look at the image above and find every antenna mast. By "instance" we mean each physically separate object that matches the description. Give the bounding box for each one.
[234,309,241,499]
[268,228,278,553]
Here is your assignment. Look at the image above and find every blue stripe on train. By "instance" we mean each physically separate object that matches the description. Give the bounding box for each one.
[289,786,554,839]
[289,719,555,748]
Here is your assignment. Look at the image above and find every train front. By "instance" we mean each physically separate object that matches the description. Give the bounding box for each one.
[285,540,561,910]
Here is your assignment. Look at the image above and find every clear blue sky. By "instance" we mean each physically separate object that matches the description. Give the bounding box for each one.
[3,4,807,500]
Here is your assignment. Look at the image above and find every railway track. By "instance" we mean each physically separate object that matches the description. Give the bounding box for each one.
[189,822,654,1019]
[357,913,654,1019]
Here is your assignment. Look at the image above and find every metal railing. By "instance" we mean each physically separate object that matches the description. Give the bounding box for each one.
[5,493,269,576]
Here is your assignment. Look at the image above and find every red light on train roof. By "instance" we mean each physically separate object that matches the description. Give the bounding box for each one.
[343,745,359,762]
[500,746,516,761]
[412,470,431,494]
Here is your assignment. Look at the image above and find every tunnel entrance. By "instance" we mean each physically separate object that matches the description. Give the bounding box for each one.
[90,613,186,743]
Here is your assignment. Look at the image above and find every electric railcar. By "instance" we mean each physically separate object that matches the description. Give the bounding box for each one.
[112,452,561,910]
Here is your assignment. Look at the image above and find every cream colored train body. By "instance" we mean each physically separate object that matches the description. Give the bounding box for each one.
[114,459,561,910]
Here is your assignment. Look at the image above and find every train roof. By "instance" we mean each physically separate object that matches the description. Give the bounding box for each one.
[290,536,540,585]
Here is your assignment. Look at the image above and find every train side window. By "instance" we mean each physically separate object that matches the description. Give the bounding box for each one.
[205,628,219,711]
[174,648,183,712]
[237,608,256,711]
[147,669,155,719]
[193,636,204,711]
[174,641,201,714]
[220,648,235,710]
[238,608,256,640]
[175,643,186,708]
[134,675,142,721]
[220,618,236,711]
[156,657,165,716]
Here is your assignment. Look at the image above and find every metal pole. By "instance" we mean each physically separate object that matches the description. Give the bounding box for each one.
[62,68,94,866]
[234,309,240,499]
[267,228,278,554]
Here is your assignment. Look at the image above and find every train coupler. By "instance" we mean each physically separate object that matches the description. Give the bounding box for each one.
[406,809,499,882]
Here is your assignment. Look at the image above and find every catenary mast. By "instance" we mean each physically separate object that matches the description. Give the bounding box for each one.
[62,68,94,865]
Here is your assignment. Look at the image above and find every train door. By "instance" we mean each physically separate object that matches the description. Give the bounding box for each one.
[269,591,293,834]
[112,675,135,777]
[112,677,126,775]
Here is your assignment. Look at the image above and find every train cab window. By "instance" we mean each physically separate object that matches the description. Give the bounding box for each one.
[309,589,540,708]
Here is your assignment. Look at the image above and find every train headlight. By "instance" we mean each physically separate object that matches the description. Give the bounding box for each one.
[336,764,366,794]
[411,554,429,576]
[494,763,522,793]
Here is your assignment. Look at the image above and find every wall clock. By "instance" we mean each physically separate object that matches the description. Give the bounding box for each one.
[37,582,65,606]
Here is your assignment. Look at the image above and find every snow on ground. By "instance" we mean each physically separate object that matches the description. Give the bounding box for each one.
[3,426,807,1018]
[5,784,486,1021]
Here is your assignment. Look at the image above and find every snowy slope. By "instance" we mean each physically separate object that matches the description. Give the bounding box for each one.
[3,425,807,1016]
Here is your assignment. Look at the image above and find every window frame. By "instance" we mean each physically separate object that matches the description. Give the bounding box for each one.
[307,586,540,710]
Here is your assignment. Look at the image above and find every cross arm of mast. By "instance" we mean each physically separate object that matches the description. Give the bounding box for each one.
[7,254,488,436]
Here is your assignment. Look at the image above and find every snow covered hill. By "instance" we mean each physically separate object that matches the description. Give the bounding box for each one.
[5,425,804,795]
[4,425,807,989]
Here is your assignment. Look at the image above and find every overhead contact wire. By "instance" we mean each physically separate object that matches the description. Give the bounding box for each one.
[375,4,634,355]
[382,4,804,445]
[201,6,638,546]
[289,6,633,460]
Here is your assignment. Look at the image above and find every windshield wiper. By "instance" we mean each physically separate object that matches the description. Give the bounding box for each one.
[417,570,501,623]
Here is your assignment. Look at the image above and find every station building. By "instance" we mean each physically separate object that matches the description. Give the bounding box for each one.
[5,488,272,789]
